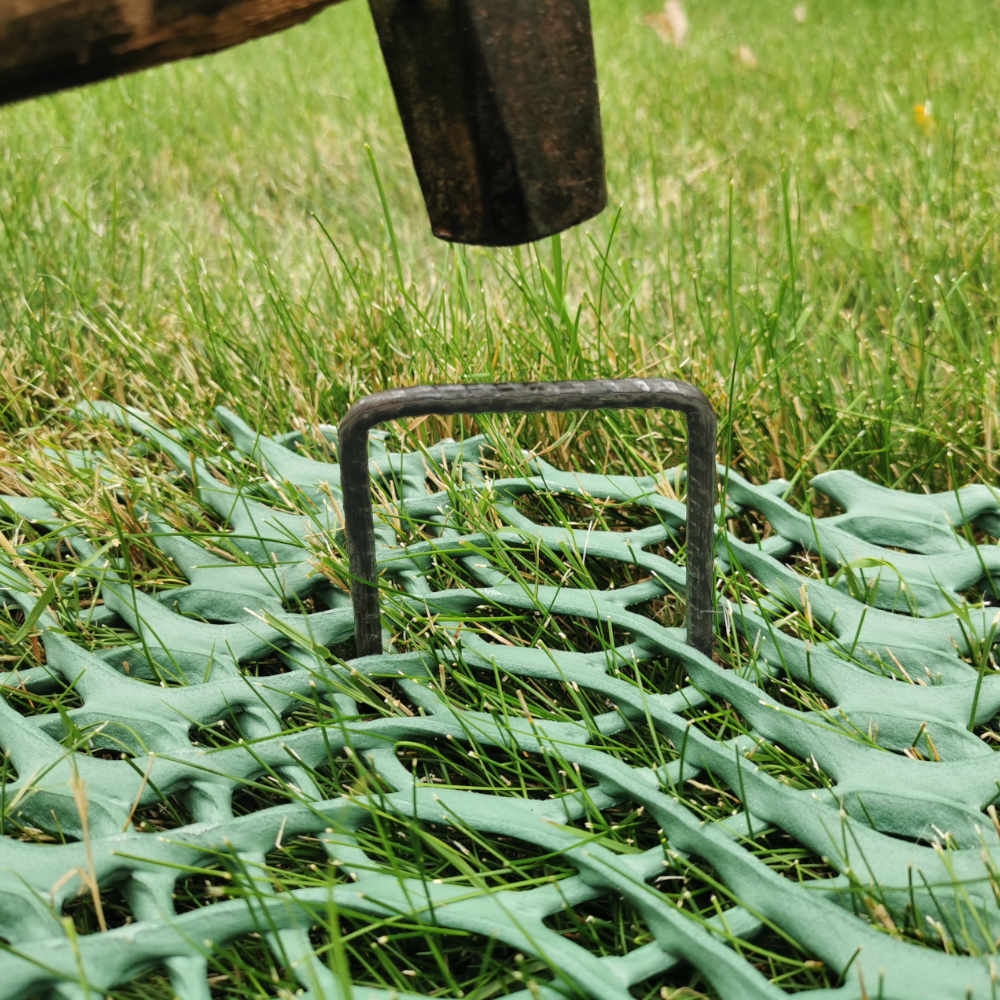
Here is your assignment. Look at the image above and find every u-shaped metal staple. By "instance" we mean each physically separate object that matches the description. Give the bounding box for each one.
[338,379,717,659]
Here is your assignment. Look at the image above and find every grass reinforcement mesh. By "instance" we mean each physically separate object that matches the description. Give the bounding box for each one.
[0,402,999,1000]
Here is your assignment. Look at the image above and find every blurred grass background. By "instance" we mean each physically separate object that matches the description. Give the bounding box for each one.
[1,0,999,489]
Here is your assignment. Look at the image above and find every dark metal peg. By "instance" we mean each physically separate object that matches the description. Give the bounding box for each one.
[338,378,718,659]
[367,0,607,246]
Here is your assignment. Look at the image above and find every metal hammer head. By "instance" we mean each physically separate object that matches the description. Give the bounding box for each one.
[368,0,607,247]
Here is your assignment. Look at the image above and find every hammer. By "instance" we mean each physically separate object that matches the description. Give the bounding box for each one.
[1,0,605,247]
[368,0,606,246]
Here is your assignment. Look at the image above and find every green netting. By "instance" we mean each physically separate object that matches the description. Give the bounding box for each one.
[0,402,999,1000]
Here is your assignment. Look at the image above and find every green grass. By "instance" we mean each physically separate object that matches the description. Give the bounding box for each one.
[2,0,999,489]
[1,0,1000,998]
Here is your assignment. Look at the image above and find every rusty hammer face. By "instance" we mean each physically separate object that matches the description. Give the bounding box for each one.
[367,0,606,247]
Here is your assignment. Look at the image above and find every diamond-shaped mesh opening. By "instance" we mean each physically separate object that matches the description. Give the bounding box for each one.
[0,402,999,999]
[131,792,196,833]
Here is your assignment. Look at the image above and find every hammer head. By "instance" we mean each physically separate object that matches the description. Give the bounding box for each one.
[368,0,607,247]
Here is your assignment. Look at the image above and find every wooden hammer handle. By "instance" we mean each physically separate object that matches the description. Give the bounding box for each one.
[0,0,347,106]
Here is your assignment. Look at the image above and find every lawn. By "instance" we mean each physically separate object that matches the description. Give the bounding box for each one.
[1,0,999,998]
[3,0,998,487]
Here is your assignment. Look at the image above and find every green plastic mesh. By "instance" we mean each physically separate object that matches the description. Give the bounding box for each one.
[0,401,999,1000]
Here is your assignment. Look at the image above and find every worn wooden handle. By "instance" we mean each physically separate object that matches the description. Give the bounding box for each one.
[0,0,348,106]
